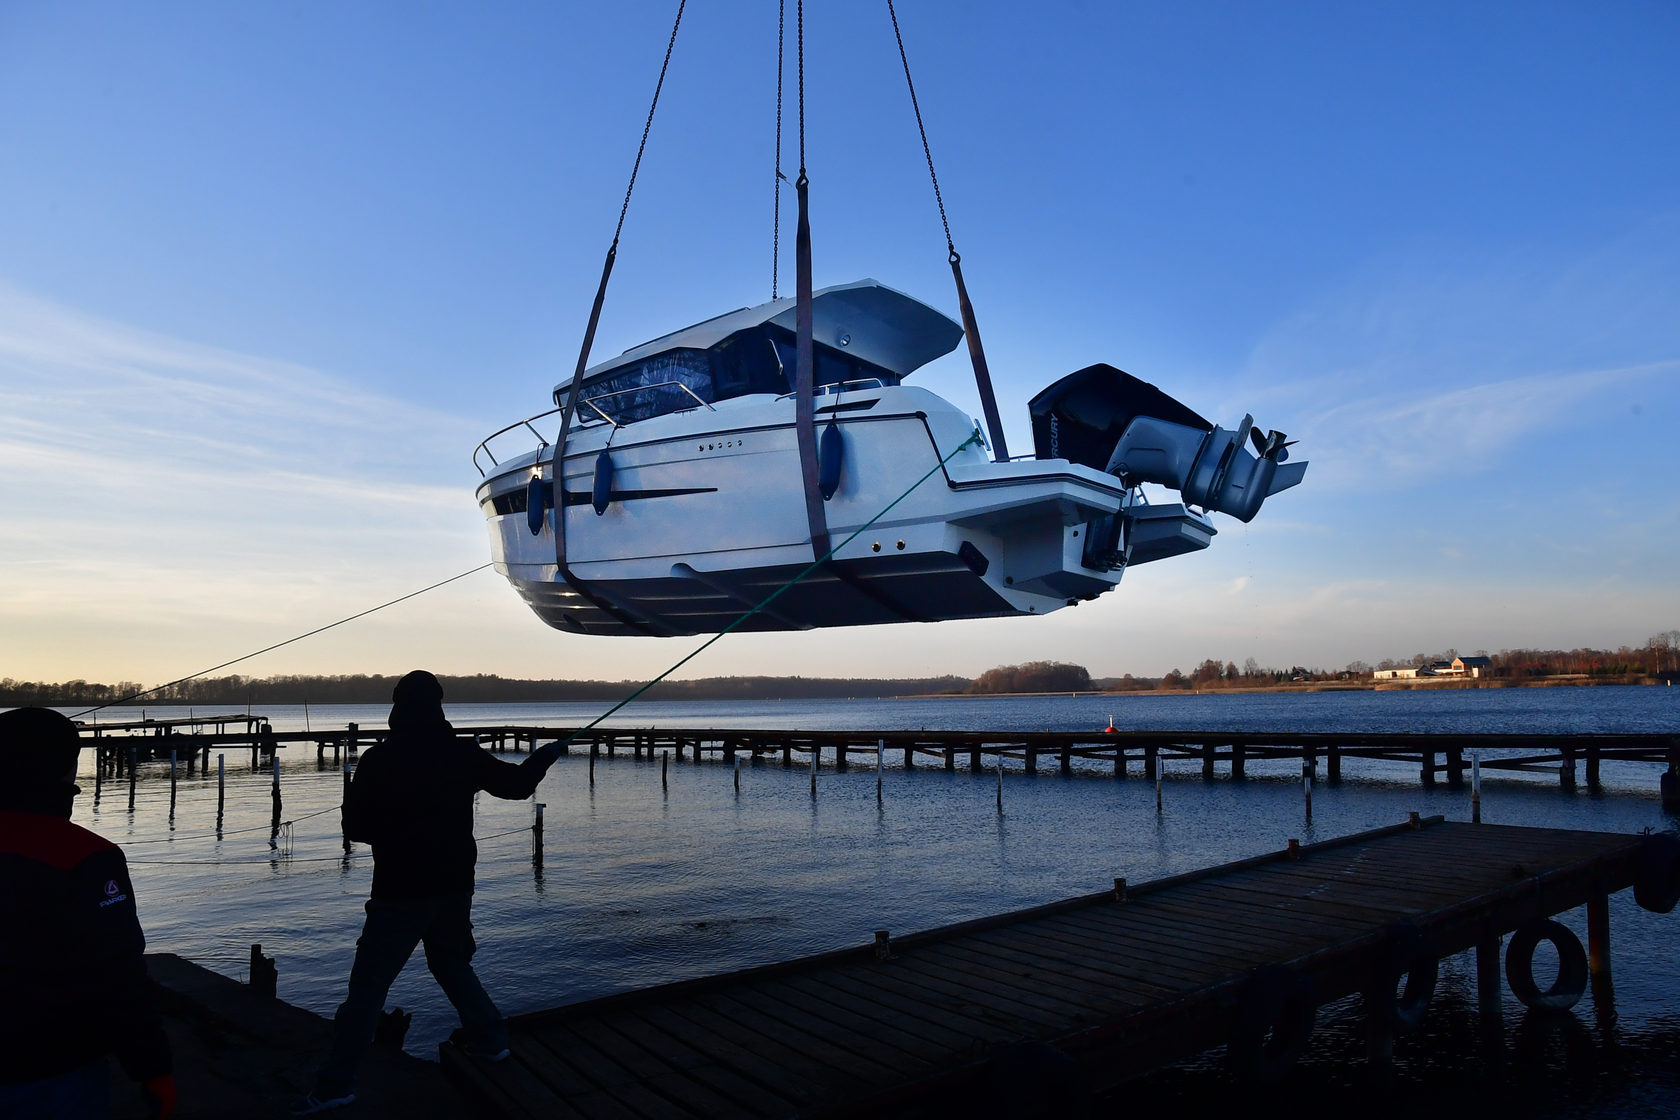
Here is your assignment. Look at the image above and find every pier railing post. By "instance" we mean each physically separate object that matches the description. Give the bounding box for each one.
[1560,744,1577,792]
[216,754,225,832]
[1420,749,1436,789]
[128,747,137,812]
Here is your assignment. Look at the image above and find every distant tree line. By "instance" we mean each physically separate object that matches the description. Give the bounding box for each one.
[0,672,971,708]
[967,661,1092,694]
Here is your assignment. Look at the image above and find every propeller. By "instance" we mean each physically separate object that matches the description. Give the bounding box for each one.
[1249,427,1297,463]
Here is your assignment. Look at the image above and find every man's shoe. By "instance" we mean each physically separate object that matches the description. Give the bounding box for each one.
[290,1090,356,1115]
[449,1028,510,1062]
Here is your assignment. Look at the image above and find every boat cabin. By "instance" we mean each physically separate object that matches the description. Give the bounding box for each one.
[553,279,963,427]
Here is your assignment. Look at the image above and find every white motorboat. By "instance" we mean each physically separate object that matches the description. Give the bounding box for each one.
[473,279,1306,636]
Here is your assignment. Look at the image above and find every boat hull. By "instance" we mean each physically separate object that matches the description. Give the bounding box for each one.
[476,387,1143,636]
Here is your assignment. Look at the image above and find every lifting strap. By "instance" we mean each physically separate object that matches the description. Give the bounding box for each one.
[551,0,687,633]
[791,1,831,562]
[887,0,1010,463]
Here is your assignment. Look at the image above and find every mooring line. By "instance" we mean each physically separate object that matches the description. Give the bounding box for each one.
[71,564,494,718]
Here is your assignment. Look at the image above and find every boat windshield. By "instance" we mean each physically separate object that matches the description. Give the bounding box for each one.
[574,327,903,425]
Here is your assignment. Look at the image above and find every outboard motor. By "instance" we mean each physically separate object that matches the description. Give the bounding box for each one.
[1029,363,1306,524]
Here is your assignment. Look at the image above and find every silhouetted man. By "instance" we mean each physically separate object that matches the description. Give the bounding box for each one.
[0,707,175,1119]
[294,670,562,1115]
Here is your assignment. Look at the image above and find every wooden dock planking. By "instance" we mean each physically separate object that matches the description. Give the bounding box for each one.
[445,819,1658,1118]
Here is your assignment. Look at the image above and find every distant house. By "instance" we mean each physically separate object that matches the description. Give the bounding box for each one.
[1453,655,1493,678]
[1372,668,1419,680]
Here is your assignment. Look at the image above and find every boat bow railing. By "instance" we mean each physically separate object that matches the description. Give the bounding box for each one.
[473,407,562,478]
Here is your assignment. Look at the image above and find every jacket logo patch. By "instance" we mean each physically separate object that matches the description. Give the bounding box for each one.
[105,879,119,896]
[99,879,130,908]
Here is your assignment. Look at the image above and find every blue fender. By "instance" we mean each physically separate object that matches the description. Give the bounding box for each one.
[818,419,844,501]
[526,474,548,535]
[592,450,615,516]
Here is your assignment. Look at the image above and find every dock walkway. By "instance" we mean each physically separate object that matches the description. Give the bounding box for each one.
[442,819,1662,1118]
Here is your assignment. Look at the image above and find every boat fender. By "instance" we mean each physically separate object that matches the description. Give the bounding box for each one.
[526,474,548,535]
[1634,833,1680,914]
[592,450,615,516]
[818,419,844,501]
[1505,918,1588,1011]
[1227,965,1316,1081]
[1363,921,1438,1032]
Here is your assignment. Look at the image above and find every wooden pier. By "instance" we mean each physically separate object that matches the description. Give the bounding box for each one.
[79,723,1680,802]
[439,818,1675,1118]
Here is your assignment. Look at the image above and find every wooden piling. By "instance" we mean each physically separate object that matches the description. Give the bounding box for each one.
[1144,743,1158,781]
[1561,744,1578,791]
[128,747,137,812]
[1421,748,1436,788]
[532,802,545,868]
[1476,931,1502,1027]
[1231,741,1245,780]
[662,750,669,791]
[342,762,352,854]
[94,745,104,802]
[169,750,178,819]
[216,754,225,831]
[589,742,596,786]
[876,740,884,804]
[1303,759,1313,822]
[836,743,849,772]
[1588,883,1616,1025]
[1060,744,1071,776]
[733,756,741,794]
[995,768,1003,814]
[904,743,915,770]
[1202,743,1215,781]
[269,756,281,841]
[1471,754,1482,823]
[1586,745,1602,794]
[809,744,818,798]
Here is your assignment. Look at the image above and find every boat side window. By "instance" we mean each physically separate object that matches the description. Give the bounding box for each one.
[713,328,793,399]
[760,324,900,391]
[581,349,714,424]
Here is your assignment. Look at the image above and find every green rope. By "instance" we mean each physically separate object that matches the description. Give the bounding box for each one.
[553,427,984,748]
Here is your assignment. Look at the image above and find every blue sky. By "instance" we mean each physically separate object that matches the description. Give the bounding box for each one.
[2,1,1676,686]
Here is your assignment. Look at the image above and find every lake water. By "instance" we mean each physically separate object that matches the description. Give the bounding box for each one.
[66,687,1680,1115]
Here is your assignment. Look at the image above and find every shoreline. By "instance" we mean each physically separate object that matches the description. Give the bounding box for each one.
[911,675,1671,700]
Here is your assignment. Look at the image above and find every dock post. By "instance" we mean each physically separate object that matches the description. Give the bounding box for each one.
[836,743,848,772]
[904,743,915,770]
[270,756,282,841]
[1155,765,1163,814]
[531,802,544,869]
[1326,745,1340,784]
[969,745,981,773]
[1447,746,1465,790]
[724,740,736,765]
[1025,744,1037,774]
[1588,883,1616,1027]
[216,755,225,831]
[1143,743,1158,781]
[996,768,1003,814]
[1231,741,1245,780]
[1114,746,1126,779]
[169,750,178,820]
[662,751,669,791]
[1472,754,1482,822]
[782,744,792,767]
[945,748,955,772]
[347,723,358,757]
[1421,748,1436,789]
[589,742,596,786]
[342,762,352,854]
[128,747,137,813]
[1202,743,1215,781]
[1586,745,1602,794]
[1476,931,1502,1028]
[1560,744,1578,791]
[1303,760,1313,822]
[877,740,884,804]
[249,944,277,999]
[734,755,741,794]
[810,745,818,798]
[1060,744,1071,775]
